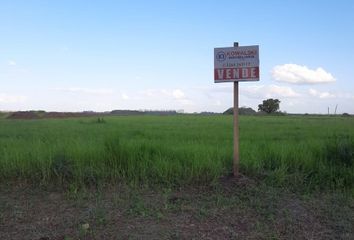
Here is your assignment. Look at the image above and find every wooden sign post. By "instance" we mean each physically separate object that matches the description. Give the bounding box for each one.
[214,42,260,177]
[233,42,239,176]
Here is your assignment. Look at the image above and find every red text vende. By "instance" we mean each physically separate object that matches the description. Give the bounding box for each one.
[214,67,259,81]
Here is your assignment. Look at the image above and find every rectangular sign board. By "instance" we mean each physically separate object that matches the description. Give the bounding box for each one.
[214,45,259,82]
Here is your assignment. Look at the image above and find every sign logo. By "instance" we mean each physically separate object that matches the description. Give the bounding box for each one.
[216,51,226,62]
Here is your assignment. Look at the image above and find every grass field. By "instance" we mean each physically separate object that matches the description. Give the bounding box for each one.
[0,115,353,191]
[1,115,354,239]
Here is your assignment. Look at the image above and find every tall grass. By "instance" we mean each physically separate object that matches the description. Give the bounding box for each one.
[0,115,353,190]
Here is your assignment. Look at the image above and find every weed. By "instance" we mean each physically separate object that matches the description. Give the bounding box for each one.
[81,167,99,187]
[94,207,107,226]
[128,194,148,217]
[96,117,106,124]
[78,223,90,237]
[51,153,73,183]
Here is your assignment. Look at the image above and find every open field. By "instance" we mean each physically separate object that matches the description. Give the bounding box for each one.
[0,115,353,190]
[0,115,354,239]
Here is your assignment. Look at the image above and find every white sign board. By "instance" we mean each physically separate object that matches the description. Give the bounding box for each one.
[214,45,259,82]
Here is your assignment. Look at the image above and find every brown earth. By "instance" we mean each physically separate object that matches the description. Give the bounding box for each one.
[0,178,353,240]
[7,111,104,120]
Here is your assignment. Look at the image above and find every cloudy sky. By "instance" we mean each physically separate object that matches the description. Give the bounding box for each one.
[1,0,354,114]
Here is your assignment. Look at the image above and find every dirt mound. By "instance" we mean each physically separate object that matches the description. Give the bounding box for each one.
[7,111,103,119]
[7,111,42,119]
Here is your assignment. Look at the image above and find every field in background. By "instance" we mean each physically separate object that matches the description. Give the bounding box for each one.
[0,115,353,191]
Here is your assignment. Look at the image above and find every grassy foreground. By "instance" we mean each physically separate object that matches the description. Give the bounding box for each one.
[0,115,353,191]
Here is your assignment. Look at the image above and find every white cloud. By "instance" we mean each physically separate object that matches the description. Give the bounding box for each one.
[268,85,301,97]
[172,89,185,99]
[141,89,165,98]
[121,93,129,100]
[142,88,186,99]
[272,64,336,84]
[214,100,222,106]
[0,93,26,103]
[242,84,300,99]
[308,88,335,99]
[177,99,194,106]
[8,60,16,66]
[208,86,231,94]
[53,87,114,95]
[140,88,194,106]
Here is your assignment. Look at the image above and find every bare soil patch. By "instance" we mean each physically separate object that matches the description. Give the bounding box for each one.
[0,180,353,239]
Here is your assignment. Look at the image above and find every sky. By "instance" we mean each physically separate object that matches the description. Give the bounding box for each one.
[1,0,354,114]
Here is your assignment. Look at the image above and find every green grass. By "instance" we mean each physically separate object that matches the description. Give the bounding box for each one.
[0,115,353,190]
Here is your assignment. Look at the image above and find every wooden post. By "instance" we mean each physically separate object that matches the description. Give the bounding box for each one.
[233,42,239,177]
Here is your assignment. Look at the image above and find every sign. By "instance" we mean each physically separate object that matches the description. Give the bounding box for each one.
[213,42,260,176]
[214,45,259,82]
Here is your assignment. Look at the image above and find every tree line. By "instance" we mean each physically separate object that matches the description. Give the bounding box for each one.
[224,98,281,115]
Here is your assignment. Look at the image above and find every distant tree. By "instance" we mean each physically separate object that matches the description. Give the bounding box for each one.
[223,107,256,115]
[200,111,219,115]
[258,98,280,114]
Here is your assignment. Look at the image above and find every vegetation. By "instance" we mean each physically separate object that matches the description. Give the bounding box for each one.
[0,115,353,191]
[1,115,353,238]
[258,98,281,114]
[223,107,256,115]
[0,112,8,119]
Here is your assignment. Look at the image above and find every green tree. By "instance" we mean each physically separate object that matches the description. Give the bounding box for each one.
[258,98,280,114]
